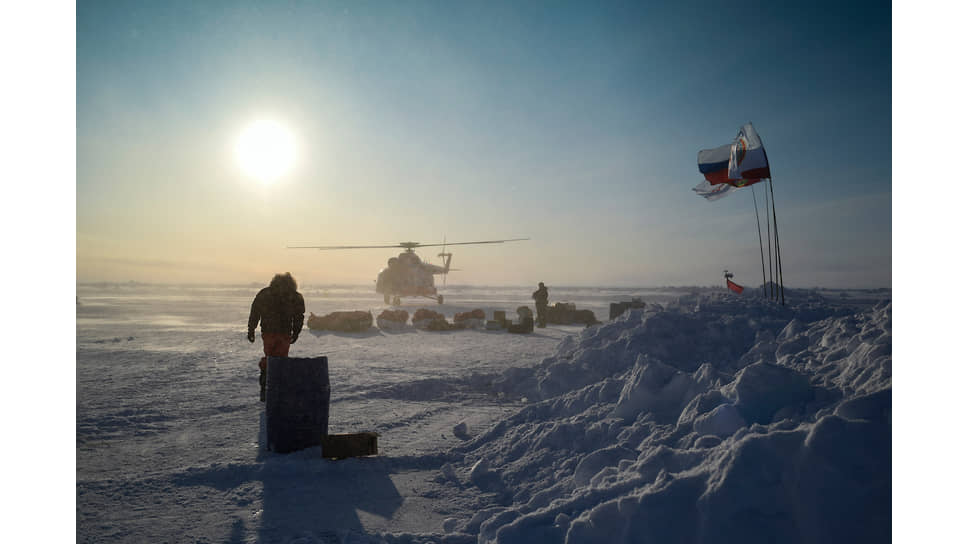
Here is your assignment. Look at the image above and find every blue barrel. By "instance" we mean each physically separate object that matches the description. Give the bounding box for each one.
[265,356,331,453]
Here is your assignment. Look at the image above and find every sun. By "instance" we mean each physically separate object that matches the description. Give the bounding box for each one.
[234,119,298,183]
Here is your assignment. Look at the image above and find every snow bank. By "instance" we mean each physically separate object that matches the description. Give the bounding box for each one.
[442,292,890,543]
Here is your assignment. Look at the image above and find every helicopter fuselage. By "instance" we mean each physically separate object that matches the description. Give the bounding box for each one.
[375,250,449,304]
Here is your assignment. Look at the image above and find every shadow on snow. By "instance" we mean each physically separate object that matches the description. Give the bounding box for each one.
[254,412,403,542]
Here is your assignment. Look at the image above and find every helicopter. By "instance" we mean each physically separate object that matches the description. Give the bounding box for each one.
[288,238,529,305]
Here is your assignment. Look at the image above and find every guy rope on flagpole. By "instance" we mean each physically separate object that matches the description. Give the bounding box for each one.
[752,189,767,298]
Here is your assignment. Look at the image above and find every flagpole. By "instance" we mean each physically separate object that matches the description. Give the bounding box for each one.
[768,177,785,305]
[764,183,774,299]
[758,132,783,305]
[752,188,767,298]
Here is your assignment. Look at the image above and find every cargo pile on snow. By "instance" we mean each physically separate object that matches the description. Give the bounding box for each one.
[306,311,373,332]
[486,310,510,330]
[454,309,487,329]
[376,309,409,331]
[506,306,535,334]
[426,318,456,331]
[546,302,599,327]
[412,308,450,330]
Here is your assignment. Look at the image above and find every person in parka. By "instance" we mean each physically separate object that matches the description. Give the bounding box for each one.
[532,282,549,328]
[247,272,305,401]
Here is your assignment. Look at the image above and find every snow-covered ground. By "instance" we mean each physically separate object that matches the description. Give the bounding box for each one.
[76,284,890,543]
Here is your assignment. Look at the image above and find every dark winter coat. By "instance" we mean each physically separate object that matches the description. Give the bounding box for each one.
[532,286,549,307]
[248,287,305,337]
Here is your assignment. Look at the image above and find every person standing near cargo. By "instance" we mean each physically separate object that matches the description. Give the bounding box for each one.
[247,272,305,401]
[532,282,549,328]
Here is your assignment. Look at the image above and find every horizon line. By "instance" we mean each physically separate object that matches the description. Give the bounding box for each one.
[75,281,893,291]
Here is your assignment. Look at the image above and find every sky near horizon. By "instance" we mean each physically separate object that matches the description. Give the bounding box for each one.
[76,0,891,288]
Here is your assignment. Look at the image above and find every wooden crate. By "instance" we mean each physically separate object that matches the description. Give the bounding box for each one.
[321,432,379,459]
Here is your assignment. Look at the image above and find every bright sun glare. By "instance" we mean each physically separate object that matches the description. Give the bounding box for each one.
[234,119,298,183]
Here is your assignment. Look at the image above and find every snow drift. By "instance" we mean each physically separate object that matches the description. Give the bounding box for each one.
[440,291,891,543]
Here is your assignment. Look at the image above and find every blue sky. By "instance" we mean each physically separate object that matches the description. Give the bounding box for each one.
[76,0,891,287]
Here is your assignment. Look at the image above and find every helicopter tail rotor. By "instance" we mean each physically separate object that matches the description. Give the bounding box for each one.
[438,236,452,287]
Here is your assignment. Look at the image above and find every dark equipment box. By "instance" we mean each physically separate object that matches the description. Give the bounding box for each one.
[322,432,379,459]
[265,356,331,454]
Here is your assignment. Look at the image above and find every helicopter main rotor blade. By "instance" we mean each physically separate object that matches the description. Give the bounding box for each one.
[406,238,530,249]
[287,238,529,250]
[287,244,407,250]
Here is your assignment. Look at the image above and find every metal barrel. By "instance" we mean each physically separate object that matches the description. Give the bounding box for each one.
[265,356,331,453]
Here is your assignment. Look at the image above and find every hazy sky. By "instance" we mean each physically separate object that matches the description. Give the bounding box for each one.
[76,0,891,288]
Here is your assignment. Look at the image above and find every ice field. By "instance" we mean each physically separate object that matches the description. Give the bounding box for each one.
[76,284,891,543]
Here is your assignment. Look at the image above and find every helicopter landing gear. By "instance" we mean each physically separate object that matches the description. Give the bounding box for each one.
[384,294,390,304]
[392,296,401,306]
[437,295,444,305]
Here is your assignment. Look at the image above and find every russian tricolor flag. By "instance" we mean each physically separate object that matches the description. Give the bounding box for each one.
[697,143,734,185]
[697,122,771,187]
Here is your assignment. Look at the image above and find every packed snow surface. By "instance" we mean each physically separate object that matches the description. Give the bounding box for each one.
[77,284,890,543]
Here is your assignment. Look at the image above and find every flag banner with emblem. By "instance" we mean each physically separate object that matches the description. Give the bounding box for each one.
[727,122,771,181]
[727,278,744,294]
